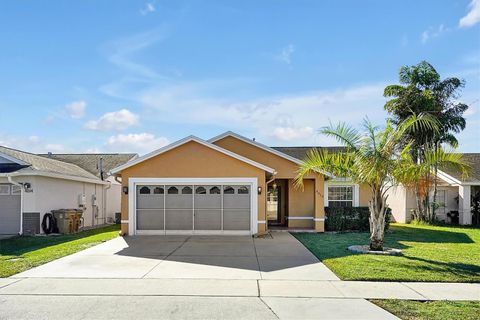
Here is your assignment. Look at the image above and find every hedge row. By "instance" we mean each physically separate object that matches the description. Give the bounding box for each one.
[325,206,391,232]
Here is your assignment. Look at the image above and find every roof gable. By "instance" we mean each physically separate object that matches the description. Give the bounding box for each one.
[0,146,101,182]
[110,136,275,174]
[208,131,302,165]
[39,153,137,178]
[438,153,480,185]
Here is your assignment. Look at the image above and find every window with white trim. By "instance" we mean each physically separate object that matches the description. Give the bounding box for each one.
[0,184,10,195]
[327,186,353,207]
[11,185,22,195]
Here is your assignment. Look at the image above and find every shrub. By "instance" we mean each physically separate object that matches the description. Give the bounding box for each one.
[325,206,391,232]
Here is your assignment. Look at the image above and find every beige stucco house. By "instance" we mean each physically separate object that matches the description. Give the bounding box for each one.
[0,146,136,235]
[386,153,480,225]
[111,131,372,236]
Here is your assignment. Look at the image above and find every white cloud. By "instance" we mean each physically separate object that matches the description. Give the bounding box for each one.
[272,126,314,141]
[138,81,388,145]
[460,0,480,28]
[65,100,86,119]
[0,135,70,153]
[105,27,168,79]
[275,44,295,64]
[106,133,169,154]
[421,24,449,43]
[140,2,156,15]
[85,109,140,131]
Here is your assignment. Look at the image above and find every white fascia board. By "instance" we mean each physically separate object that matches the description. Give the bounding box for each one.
[110,135,275,174]
[436,170,462,185]
[208,131,303,165]
[0,152,30,166]
[1,171,108,185]
[436,169,480,186]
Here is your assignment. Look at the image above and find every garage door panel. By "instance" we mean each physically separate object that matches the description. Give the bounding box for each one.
[137,210,164,230]
[165,209,193,230]
[223,209,250,230]
[137,195,164,209]
[223,195,250,209]
[194,185,221,209]
[194,209,222,230]
[223,186,250,209]
[166,186,193,209]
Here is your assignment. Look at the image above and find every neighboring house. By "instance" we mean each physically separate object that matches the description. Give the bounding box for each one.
[39,153,137,224]
[111,131,373,236]
[386,153,480,225]
[0,146,108,235]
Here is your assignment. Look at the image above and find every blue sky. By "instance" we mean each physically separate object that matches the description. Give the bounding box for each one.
[0,0,479,154]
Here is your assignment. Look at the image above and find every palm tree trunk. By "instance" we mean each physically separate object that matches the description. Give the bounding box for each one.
[369,187,386,251]
[432,144,439,223]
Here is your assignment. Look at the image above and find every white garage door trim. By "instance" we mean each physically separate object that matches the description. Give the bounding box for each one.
[128,177,258,235]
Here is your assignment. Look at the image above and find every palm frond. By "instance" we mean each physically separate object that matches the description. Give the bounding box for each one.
[320,122,362,150]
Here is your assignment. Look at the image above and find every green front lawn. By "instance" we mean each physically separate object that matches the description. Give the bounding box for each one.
[0,225,120,277]
[293,224,480,282]
[371,300,480,320]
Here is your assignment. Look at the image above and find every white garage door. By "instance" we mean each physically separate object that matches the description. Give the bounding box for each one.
[135,183,253,235]
[0,184,21,235]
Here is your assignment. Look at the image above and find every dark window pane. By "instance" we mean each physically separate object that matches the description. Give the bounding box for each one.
[182,186,193,194]
[168,186,178,194]
[210,186,220,194]
[153,187,164,194]
[238,186,249,194]
[224,186,235,194]
[139,186,150,194]
[196,186,207,194]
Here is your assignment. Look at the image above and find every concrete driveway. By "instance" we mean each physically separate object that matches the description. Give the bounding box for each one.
[12,232,339,280]
[1,233,400,319]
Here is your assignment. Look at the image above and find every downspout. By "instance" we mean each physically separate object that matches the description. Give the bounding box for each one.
[7,174,23,235]
[103,180,112,224]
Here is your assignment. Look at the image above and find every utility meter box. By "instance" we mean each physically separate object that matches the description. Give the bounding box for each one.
[78,194,86,207]
[92,194,97,206]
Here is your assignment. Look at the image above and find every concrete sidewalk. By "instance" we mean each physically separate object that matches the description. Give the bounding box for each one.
[1,278,478,300]
[1,233,478,319]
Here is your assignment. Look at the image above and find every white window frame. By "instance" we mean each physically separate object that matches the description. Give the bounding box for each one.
[324,181,359,207]
[128,177,258,235]
[11,185,22,195]
[0,184,10,195]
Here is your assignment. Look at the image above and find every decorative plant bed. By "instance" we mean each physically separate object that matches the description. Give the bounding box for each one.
[348,245,403,256]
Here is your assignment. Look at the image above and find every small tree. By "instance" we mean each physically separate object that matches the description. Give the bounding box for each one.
[295,115,465,251]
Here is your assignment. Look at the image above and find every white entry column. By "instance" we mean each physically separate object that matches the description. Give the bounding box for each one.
[459,185,472,225]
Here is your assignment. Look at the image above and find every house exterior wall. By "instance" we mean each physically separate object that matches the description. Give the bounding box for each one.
[105,176,121,223]
[359,184,372,206]
[29,176,105,229]
[385,185,408,223]
[118,141,267,235]
[212,136,325,231]
[0,175,106,233]
[287,179,315,228]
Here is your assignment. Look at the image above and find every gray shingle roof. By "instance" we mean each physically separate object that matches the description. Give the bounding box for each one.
[0,146,100,180]
[272,146,347,161]
[39,153,137,178]
[441,153,480,183]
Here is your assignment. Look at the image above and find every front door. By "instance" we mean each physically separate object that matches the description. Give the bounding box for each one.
[267,186,281,226]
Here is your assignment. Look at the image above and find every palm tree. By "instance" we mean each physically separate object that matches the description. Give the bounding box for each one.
[295,115,467,251]
[384,61,469,221]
